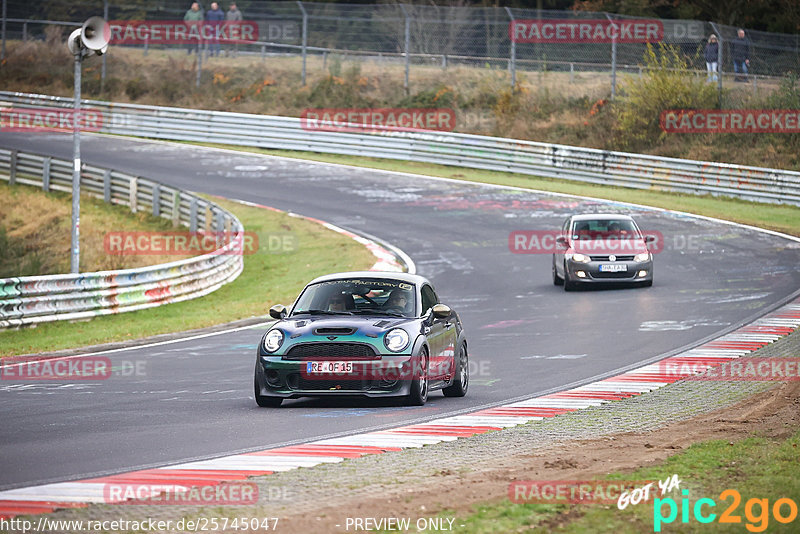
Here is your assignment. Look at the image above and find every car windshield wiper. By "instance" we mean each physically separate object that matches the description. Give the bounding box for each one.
[350,309,407,318]
[292,309,352,316]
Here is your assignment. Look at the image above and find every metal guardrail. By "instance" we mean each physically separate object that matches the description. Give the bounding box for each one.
[0,147,244,328]
[2,91,798,206]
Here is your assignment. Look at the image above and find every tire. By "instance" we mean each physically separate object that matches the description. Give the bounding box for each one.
[552,261,564,286]
[254,367,282,407]
[406,349,429,406]
[563,262,576,292]
[443,342,469,397]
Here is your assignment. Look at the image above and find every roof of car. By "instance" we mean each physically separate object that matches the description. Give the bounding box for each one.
[306,271,431,286]
[570,213,636,221]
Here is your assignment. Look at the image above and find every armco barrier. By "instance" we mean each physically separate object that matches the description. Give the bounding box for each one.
[1,91,799,205]
[0,148,244,328]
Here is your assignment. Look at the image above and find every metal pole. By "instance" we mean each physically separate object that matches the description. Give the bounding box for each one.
[606,14,617,99]
[71,51,82,273]
[1,0,7,62]
[504,7,516,89]
[711,22,723,108]
[297,1,307,85]
[196,41,202,87]
[399,4,409,95]
[101,0,108,90]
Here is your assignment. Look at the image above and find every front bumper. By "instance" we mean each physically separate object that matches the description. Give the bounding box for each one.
[255,353,417,399]
[566,259,653,284]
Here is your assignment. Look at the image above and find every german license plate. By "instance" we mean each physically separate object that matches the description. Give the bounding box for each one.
[599,264,627,272]
[306,361,354,374]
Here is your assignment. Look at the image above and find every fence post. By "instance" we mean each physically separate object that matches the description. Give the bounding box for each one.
[22,22,27,42]
[101,0,108,91]
[196,42,202,87]
[8,149,16,185]
[103,169,111,202]
[399,3,410,95]
[1,0,6,63]
[152,183,161,217]
[297,1,308,86]
[42,157,51,192]
[224,217,232,246]
[190,197,198,232]
[129,177,138,213]
[605,13,617,99]
[504,7,516,89]
[172,190,180,228]
[710,22,723,108]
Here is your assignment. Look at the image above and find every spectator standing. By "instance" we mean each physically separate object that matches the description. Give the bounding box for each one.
[731,28,751,82]
[226,2,243,57]
[206,2,226,57]
[704,34,719,82]
[184,2,204,55]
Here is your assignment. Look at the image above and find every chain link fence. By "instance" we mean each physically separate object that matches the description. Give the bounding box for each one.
[1,1,799,102]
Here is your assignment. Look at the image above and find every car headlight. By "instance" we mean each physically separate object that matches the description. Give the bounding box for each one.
[634,252,651,262]
[571,253,590,263]
[263,329,284,353]
[384,328,410,352]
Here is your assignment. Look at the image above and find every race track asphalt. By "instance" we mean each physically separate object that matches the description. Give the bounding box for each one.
[1,133,798,489]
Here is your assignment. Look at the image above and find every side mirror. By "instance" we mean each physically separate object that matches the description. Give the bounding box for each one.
[268,304,287,320]
[432,303,452,320]
[644,235,656,244]
[555,236,568,247]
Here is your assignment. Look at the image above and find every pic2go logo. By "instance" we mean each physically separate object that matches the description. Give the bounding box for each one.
[654,489,798,532]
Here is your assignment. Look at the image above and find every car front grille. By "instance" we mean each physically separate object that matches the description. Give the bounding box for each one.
[592,271,637,279]
[284,343,378,360]
[291,375,371,391]
[590,255,635,261]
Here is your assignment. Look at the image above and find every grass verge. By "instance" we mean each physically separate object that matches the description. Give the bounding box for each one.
[197,144,800,237]
[0,195,376,357]
[0,181,181,276]
[429,429,800,533]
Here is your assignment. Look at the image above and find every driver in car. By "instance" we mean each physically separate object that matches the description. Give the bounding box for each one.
[327,293,349,312]
[383,289,411,313]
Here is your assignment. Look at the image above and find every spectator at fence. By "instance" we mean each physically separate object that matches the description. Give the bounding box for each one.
[225,2,243,58]
[184,2,203,55]
[732,28,751,82]
[206,2,226,57]
[704,34,719,82]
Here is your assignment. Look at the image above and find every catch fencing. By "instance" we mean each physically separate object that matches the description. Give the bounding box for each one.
[1,1,799,96]
[0,146,244,328]
[2,90,798,209]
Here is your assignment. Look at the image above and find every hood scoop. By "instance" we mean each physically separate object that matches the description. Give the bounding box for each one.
[313,327,356,336]
[294,320,308,328]
[373,320,394,328]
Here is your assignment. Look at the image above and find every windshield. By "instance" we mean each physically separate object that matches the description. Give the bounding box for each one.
[571,219,641,240]
[292,278,417,318]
